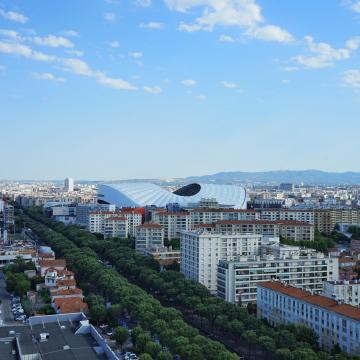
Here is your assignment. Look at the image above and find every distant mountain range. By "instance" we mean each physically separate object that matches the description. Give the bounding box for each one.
[185,170,360,185]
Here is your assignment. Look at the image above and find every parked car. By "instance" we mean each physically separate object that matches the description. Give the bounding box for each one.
[15,315,26,321]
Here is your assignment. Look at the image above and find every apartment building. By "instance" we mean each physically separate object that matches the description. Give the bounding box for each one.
[323,280,360,307]
[259,209,315,224]
[152,211,191,240]
[135,223,164,251]
[257,281,360,355]
[101,216,128,238]
[214,219,314,241]
[89,210,141,237]
[189,208,259,227]
[217,249,338,305]
[76,203,115,227]
[180,230,271,293]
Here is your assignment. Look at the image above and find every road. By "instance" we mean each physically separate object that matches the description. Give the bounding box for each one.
[0,271,16,325]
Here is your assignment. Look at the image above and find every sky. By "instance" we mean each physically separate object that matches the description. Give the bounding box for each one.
[0,0,360,180]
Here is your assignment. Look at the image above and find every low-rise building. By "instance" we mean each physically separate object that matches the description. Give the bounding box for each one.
[323,280,360,307]
[0,313,118,360]
[257,281,360,356]
[135,223,164,251]
[217,249,338,305]
[143,246,180,266]
[38,259,67,276]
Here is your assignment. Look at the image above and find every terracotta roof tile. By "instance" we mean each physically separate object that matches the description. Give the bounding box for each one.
[259,281,360,322]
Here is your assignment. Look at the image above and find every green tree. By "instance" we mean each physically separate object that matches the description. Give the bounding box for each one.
[139,354,153,360]
[89,304,106,325]
[156,351,172,360]
[112,326,129,350]
[274,348,292,360]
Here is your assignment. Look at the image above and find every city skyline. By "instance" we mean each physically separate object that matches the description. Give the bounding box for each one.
[1,0,360,179]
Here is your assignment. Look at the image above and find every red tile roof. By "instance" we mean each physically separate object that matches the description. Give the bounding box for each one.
[50,288,83,296]
[54,298,88,314]
[259,281,360,322]
[39,259,66,267]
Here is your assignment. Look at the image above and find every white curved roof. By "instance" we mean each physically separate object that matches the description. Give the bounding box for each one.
[98,182,247,209]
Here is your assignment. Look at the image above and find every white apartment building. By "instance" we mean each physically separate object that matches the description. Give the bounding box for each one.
[323,280,360,307]
[260,209,315,225]
[189,208,259,227]
[215,220,314,241]
[76,203,115,227]
[101,217,128,238]
[257,281,360,356]
[89,210,141,237]
[152,212,191,240]
[180,230,273,293]
[64,177,74,193]
[218,249,338,305]
[135,223,164,251]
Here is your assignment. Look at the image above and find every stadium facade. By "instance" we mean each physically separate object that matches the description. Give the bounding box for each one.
[98,182,247,209]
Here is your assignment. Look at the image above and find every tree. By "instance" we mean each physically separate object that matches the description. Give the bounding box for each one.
[274,348,292,360]
[139,354,153,360]
[112,326,129,350]
[156,351,172,360]
[292,348,318,360]
[89,304,106,325]
[144,341,161,358]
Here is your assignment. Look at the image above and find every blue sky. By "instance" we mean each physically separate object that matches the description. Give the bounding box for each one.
[0,0,360,180]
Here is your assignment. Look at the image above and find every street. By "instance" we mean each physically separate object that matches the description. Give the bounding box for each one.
[0,271,15,325]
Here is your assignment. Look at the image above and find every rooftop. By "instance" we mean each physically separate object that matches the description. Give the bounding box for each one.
[259,281,360,322]
[0,313,115,360]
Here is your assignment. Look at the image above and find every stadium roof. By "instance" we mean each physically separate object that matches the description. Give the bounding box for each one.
[98,182,247,208]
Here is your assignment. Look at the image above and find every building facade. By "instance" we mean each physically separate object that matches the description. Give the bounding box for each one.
[323,280,360,307]
[180,230,270,293]
[218,251,338,305]
[135,223,164,251]
[257,281,360,356]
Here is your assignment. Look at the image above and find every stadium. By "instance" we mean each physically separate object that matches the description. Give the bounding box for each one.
[97,182,247,209]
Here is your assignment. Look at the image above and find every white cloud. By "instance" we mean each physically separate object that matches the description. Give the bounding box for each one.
[0,41,55,62]
[221,80,238,89]
[219,34,235,43]
[353,1,360,12]
[0,65,5,71]
[181,79,196,86]
[61,30,79,37]
[281,79,291,84]
[62,58,93,76]
[143,86,162,94]
[246,25,293,43]
[32,35,74,48]
[129,51,143,59]
[0,9,28,23]
[283,66,298,72]
[32,72,66,82]
[97,74,137,90]
[140,22,164,29]
[195,94,206,100]
[0,29,21,40]
[103,12,117,22]
[343,69,360,88]
[66,49,84,57]
[294,35,359,69]
[62,58,136,90]
[136,0,152,7]
[178,22,202,32]
[165,0,292,43]
[109,41,120,48]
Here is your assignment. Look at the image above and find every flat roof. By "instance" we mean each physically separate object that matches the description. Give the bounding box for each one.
[0,321,107,360]
[259,281,360,322]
